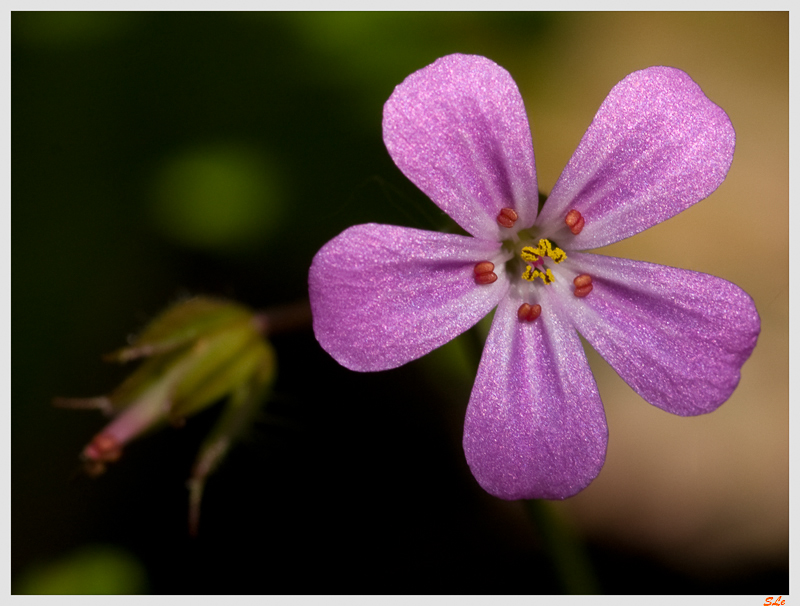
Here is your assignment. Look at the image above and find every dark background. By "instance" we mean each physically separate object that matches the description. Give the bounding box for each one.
[13,12,788,594]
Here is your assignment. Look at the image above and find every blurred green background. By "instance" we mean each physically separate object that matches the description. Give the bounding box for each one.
[13,12,787,594]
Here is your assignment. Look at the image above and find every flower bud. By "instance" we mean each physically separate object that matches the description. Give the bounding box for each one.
[55,296,276,533]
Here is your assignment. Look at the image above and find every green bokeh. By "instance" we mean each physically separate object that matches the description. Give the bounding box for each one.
[15,545,148,595]
[13,11,139,49]
[150,144,284,254]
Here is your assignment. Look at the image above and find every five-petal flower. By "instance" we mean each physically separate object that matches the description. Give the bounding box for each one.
[308,54,760,500]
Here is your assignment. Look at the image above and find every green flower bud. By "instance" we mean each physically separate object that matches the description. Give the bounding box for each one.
[55,296,277,534]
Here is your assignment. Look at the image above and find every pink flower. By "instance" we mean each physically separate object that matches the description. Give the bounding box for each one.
[308,54,759,500]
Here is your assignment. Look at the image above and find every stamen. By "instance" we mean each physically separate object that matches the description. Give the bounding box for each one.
[497,207,519,228]
[565,209,585,235]
[517,303,542,322]
[573,274,593,297]
[474,261,498,285]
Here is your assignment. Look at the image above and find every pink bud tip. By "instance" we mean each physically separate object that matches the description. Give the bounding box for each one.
[83,433,123,464]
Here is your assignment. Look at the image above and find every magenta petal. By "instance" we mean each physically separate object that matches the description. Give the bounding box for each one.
[538,66,735,249]
[463,292,607,500]
[309,223,508,372]
[559,252,760,416]
[383,54,539,241]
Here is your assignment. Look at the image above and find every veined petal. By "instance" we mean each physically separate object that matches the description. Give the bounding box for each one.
[383,54,539,241]
[538,66,735,249]
[309,223,509,372]
[463,291,607,500]
[558,252,760,416]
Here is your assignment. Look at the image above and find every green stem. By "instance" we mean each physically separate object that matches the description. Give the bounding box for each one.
[253,299,312,337]
[524,499,599,594]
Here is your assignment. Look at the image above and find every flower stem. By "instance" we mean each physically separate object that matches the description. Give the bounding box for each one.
[253,299,312,336]
[523,499,599,594]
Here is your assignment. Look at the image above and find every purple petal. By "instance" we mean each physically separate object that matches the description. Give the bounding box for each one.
[558,252,760,416]
[463,291,607,500]
[309,223,509,372]
[383,54,538,241]
[538,66,735,249]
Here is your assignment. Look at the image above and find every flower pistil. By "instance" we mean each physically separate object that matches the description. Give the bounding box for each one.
[520,238,567,285]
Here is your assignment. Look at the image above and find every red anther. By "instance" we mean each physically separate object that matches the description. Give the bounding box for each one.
[497,207,519,228]
[474,261,498,285]
[573,273,593,297]
[474,261,495,276]
[573,273,592,288]
[565,209,585,235]
[517,303,542,322]
[565,209,581,228]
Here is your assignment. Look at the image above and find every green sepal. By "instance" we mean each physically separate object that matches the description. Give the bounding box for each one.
[104,297,253,363]
[105,297,268,420]
[187,346,275,534]
[170,330,275,420]
[106,346,192,413]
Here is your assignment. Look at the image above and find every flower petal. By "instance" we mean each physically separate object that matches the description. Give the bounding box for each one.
[463,291,607,500]
[538,66,735,249]
[309,223,509,372]
[383,54,539,241]
[558,252,760,416]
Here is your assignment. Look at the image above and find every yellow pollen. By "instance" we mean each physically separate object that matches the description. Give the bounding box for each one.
[520,239,566,284]
[521,239,567,265]
[522,267,555,284]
